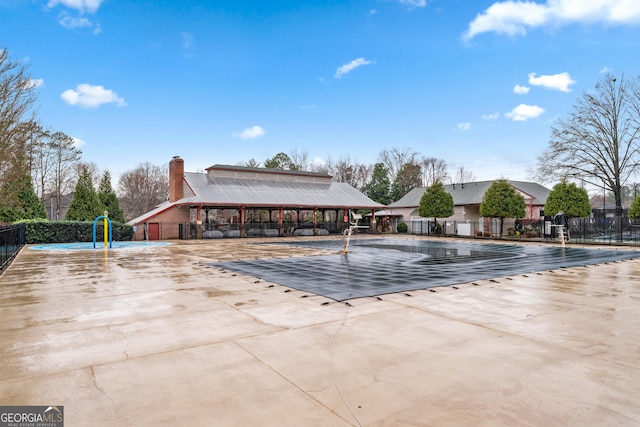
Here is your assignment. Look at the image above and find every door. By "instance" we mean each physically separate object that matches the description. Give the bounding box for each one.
[148,223,160,240]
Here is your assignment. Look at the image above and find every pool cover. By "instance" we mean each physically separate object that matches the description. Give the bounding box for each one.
[212,239,640,301]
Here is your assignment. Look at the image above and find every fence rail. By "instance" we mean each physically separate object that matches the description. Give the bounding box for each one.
[0,223,26,272]
[410,217,640,245]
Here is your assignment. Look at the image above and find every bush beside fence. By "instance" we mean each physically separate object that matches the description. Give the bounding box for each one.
[20,220,134,244]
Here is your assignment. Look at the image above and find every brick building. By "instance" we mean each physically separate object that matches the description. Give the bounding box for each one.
[128,156,384,240]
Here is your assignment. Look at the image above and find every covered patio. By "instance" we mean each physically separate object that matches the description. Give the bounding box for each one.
[129,157,385,240]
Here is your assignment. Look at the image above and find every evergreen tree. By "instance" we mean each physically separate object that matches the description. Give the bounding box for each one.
[0,174,46,221]
[390,162,422,202]
[418,181,454,233]
[16,178,47,219]
[361,163,391,205]
[629,196,640,220]
[98,170,125,223]
[65,165,102,221]
[480,179,525,237]
[544,180,591,219]
[264,152,296,170]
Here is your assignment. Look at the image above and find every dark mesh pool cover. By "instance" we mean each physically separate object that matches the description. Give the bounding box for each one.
[212,239,640,301]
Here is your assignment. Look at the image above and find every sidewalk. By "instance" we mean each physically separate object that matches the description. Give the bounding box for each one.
[1,238,639,426]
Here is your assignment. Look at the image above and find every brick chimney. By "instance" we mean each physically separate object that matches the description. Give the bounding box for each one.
[169,156,184,202]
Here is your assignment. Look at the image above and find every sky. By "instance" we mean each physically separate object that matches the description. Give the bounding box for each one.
[3,0,640,188]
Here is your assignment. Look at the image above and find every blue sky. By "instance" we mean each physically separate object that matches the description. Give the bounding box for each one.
[3,0,640,185]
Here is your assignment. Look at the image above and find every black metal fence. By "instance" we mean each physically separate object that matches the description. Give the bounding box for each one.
[0,223,26,272]
[410,214,640,245]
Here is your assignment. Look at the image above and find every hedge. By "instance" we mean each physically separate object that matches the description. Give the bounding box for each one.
[18,219,134,244]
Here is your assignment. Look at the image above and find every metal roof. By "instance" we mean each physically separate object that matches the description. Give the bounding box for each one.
[388,180,551,208]
[180,172,382,208]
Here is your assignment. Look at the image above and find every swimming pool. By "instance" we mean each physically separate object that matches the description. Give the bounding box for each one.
[213,238,640,301]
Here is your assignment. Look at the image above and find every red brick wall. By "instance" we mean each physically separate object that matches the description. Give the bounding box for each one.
[133,205,190,240]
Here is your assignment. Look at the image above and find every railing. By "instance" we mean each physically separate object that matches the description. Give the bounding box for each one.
[0,223,26,272]
[409,217,640,246]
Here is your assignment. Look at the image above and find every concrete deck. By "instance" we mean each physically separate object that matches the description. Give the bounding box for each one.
[1,237,639,426]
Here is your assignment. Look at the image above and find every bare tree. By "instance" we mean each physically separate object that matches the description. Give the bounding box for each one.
[536,73,640,233]
[449,165,476,184]
[118,162,168,221]
[49,131,81,220]
[421,157,448,186]
[0,48,38,198]
[288,148,310,171]
[378,147,418,182]
[324,156,371,189]
[244,158,261,168]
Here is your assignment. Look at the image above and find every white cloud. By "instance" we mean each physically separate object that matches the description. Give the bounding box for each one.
[528,72,575,92]
[397,0,427,8]
[72,136,86,149]
[47,0,104,14]
[181,32,194,50]
[482,112,500,120]
[464,0,640,40]
[335,58,374,79]
[60,84,126,108]
[59,13,93,29]
[505,104,545,121]
[600,66,613,73]
[457,122,471,131]
[233,125,266,140]
[513,84,530,94]
[310,157,326,168]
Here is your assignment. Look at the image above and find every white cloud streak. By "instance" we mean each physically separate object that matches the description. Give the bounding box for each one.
[528,72,575,92]
[335,58,373,78]
[505,104,545,121]
[457,122,471,131]
[513,84,530,94]
[47,0,104,14]
[482,112,500,120]
[233,125,266,140]
[60,84,126,108]
[59,13,93,29]
[397,0,427,8]
[72,136,86,149]
[464,0,640,40]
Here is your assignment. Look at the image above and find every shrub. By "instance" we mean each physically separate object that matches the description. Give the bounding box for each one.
[19,219,133,244]
[525,229,539,238]
[397,222,408,233]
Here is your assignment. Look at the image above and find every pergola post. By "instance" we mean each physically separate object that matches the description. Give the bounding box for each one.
[240,207,246,237]
[313,208,318,236]
[196,205,203,239]
[371,208,377,234]
[279,207,284,236]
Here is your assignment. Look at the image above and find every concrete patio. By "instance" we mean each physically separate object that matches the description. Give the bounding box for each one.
[1,236,639,426]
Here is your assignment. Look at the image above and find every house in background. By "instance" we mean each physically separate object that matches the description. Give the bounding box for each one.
[43,193,73,221]
[128,156,384,240]
[376,180,551,235]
